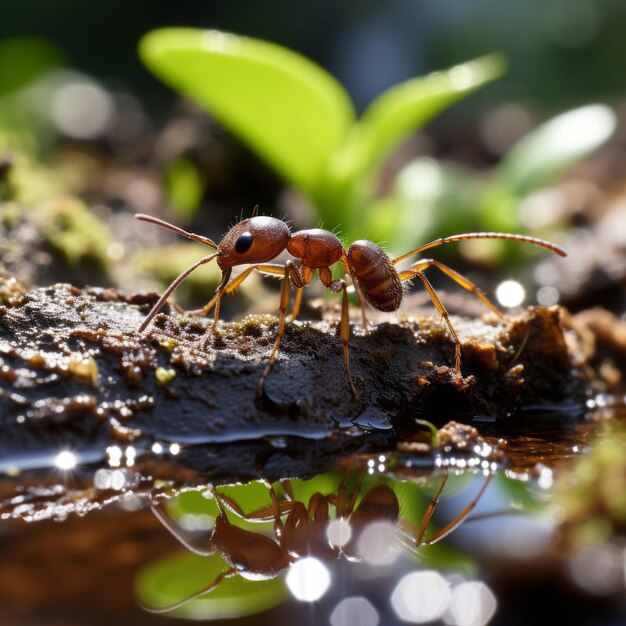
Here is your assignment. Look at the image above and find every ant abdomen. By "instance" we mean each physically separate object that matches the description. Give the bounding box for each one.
[348,240,403,312]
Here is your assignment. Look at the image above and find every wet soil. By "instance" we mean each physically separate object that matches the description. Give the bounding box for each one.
[0,279,595,517]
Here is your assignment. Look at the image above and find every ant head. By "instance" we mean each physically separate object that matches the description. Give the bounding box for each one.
[217,216,291,270]
[212,515,290,576]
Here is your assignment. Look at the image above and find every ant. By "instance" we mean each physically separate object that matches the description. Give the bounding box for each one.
[135,213,566,398]
[147,467,493,613]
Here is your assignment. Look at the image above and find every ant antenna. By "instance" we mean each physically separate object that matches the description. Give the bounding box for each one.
[393,232,567,265]
[141,567,238,614]
[135,214,218,248]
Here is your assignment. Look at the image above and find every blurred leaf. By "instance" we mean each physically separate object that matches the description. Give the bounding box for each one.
[135,551,287,619]
[495,104,616,196]
[341,55,506,181]
[140,28,354,195]
[483,104,616,230]
[166,157,204,217]
[0,37,64,96]
[381,157,479,253]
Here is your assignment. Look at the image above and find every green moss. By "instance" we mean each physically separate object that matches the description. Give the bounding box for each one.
[0,136,112,269]
[155,366,177,386]
[40,196,111,266]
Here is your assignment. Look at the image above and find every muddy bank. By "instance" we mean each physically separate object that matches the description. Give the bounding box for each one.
[0,282,592,472]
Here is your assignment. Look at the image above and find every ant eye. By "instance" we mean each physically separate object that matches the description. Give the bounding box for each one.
[235,232,253,254]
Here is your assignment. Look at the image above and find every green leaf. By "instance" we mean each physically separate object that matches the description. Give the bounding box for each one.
[140,28,355,195]
[0,37,64,96]
[135,552,288,619]
[494,104,616,198]
[339,54,506,180]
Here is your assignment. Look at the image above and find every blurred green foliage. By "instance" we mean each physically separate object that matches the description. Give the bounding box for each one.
[140,28,616,266]
[553,421,626,548]
[388,104,616,255]
[140,28,504,246]
[135,551,288,619]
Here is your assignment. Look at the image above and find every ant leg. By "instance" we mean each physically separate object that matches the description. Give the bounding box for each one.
[401,270,461,372]
[416,473,449,546]
[421,474,493,546]
[189,266,258,317]
[335,465,366,517]
[354,281,369,334]
[207,267,232,336]
[288,287,304,321]
[150,493,217,557]
[256,263,292,398]
[399,259,502,317]
[281,479,295,500]
[342,255,369,333]
[139,252,219,333]
[345,464,367,516]
[217,487,295,523]
[190,263,288,317]
[323,272,358,398]
[340,282,359,399]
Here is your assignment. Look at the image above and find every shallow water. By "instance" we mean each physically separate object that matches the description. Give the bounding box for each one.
[1,396,625,625]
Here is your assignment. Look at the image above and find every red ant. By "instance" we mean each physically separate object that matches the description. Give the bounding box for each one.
[147,467,493,613]
[135,213,566,398]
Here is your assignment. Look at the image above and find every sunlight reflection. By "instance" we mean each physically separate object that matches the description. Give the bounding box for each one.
[54,450,77,471]
[106,445,122,467]
[52,80,114,139]
[94,468,128,490]
[330,596,379,626]
[536,285,560,306]
[391,570,450,623]
[358,521,401,566]
[327,518,352,548]
[444,581,497,626]
[495,280,525,308]
[567,544,626,595]
[285,557,331,602]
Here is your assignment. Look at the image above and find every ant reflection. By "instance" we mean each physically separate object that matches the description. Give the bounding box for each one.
[147,467,492,613]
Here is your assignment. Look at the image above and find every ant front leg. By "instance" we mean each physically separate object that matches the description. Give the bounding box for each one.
[256,262,294,399]
[150,492,217,557]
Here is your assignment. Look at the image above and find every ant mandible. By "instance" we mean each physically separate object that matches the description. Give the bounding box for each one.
[146,467,493,613]
[135,213,566,399]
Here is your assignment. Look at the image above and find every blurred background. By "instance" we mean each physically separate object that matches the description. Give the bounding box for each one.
[1,0,625,314]
[2,3,626,626]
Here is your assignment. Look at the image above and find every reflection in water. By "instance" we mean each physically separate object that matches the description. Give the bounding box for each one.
[391,570,450,622]
[143,465,495,620]
[53,450,77,471]
[285,557,331,601]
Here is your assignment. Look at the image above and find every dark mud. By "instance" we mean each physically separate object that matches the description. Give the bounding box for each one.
[0,280,598,521]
